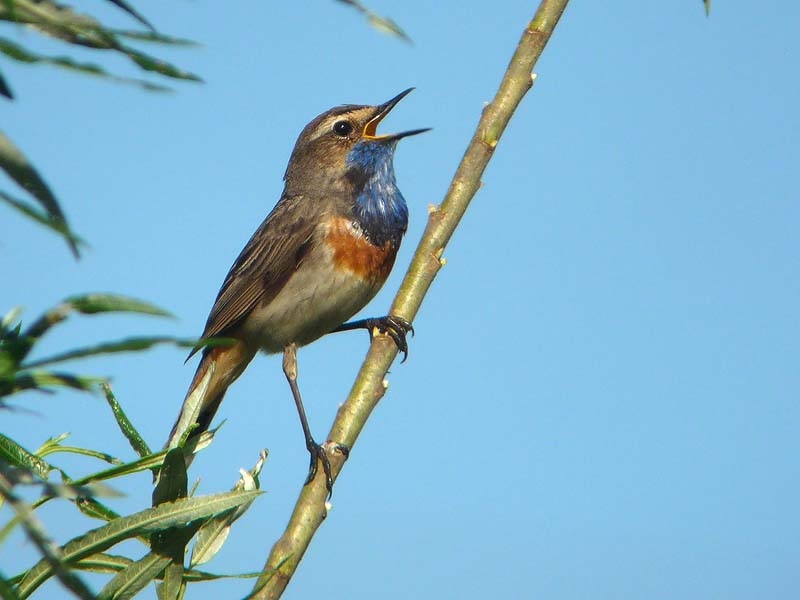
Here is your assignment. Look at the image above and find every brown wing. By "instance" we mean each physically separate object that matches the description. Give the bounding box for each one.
[196,193,319,348]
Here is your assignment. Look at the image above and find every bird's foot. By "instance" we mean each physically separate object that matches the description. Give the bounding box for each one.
[305,440,350,497]
[333,315,414,361]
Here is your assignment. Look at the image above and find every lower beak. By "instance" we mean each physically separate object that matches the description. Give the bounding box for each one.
[364,88,430,140]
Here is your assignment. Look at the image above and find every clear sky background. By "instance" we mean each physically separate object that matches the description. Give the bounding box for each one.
[2,1,798,598]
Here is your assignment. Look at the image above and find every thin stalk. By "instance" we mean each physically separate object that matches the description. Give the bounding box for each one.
[252,1,570,597]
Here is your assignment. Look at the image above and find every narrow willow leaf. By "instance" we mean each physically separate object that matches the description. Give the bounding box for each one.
[122,44,202,82]
[22,335,197,369]
[0,37,172,92]
[0,433,53,478]
[0,68,13,99]
[152,448,187,507]
[0,188,82,257]
[64,294,173,318]
[98,552,170,600]
[42,445,121,465]
[17,490,261,597]
[69,450,168,487]
[10,370,103,394]
[110,29,198,46]
[103,0,154,30]
[74,497,121,522]
[0,129,78,257]
[190,451,266,567]
[335,0,411,42]
[75,552,132,574]
[102,383,152,458]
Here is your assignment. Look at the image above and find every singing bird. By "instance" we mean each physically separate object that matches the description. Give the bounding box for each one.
[166,89,428,493]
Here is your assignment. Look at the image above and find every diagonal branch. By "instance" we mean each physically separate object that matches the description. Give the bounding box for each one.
[251,1,570,597]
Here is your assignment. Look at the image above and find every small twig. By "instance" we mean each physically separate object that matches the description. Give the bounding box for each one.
[251,1,570,597]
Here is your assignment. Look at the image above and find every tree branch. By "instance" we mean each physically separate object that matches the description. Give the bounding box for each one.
[251,1,570,597]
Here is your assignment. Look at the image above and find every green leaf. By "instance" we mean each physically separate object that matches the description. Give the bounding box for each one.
[22,335,197,369]
[0,67,13,99]
[110,29,198,47]
[102,383,152,458]
[74,497,121,523]
[17,490,262,597]
[0,130,80,257]
[0,569,22,599]
[0,191,85,257]
[38,444,122,465]
[74,552,132,574]
[0,36,172,92]
[98,552,170,600]
[69,451,168,487]
[0,433,53,478]
[122,44,202,82]
[103,0,154,31]
[335,0,411,42]
[7,370,104,395]
[152,448,187,507]
[190,450,266,567]
[63,294,174,318]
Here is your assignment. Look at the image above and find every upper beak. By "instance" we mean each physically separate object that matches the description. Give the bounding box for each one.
[363,88,431,141]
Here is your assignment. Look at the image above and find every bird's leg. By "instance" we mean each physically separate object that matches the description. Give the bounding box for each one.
[331,315,414,362]
[282,343,347,496]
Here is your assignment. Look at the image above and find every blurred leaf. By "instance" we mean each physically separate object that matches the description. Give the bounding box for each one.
[104,0,154,30]
[102,383,152,458]
[0,1,201,83]
[335,0,411,42]
[99,551,171,600]
[0,191,85,256]
[0,68,13,99]
[20,293,173,346]
[0,572,22,599]
[0,37,172,92]
[190,450,266,567]
[110,29,198,46]
[0,470,96,600]
[0,434,53,479]
[62,294,174,318]
[1,465,121,501]
[5,371,104,396]
[17,490,262,597]
[703,0,710,16]
[22,335,199,369]
[0,133,80,257]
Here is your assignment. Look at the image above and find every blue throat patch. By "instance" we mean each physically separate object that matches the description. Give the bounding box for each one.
[346,140,409,246]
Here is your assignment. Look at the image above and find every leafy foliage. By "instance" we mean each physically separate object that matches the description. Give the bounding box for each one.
[0,0,199,257]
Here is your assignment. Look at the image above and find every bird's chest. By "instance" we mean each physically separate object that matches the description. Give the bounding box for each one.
[323,216,398,287]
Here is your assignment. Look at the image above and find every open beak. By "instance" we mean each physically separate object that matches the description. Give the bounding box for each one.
[363,88,431,141]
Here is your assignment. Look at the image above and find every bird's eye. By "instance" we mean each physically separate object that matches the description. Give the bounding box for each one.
[332,120,354,137]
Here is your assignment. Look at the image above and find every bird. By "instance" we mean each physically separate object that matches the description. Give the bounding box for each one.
[165,88,428,494]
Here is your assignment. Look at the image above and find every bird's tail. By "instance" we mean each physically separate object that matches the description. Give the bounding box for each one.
[165,340,257,452]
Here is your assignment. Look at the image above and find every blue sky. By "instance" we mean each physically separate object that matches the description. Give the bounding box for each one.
[2,1,798,598]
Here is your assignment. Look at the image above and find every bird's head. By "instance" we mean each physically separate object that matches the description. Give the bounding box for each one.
[284,88,429,192]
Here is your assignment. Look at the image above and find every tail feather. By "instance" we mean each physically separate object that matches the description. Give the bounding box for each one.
[165,340,257,451]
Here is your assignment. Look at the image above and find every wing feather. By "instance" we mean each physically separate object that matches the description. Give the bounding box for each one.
[198,194,319,344]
